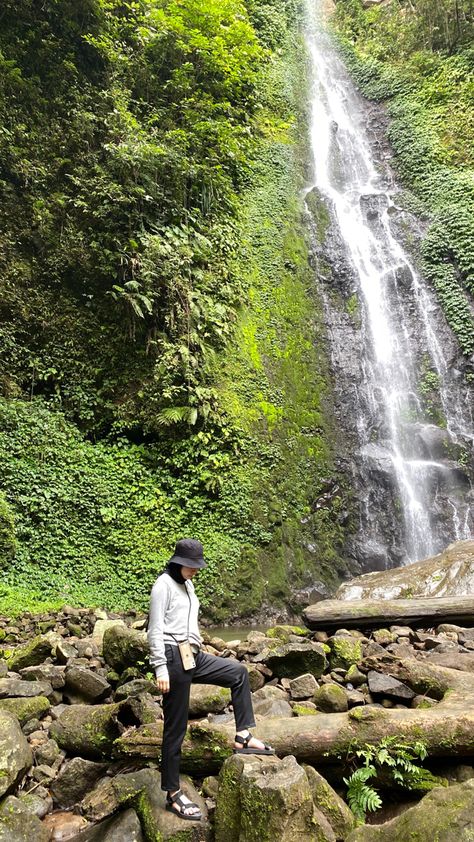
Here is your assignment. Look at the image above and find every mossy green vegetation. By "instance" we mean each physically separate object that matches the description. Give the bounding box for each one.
[331,0,474,362]
[0,0,344,619]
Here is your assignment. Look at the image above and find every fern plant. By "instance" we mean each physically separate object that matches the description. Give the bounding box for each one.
[343,736,428,823]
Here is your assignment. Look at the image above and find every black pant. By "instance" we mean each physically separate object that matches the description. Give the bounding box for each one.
[161,645,256,791]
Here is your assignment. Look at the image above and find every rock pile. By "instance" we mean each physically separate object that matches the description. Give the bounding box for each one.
[1,608,474,840]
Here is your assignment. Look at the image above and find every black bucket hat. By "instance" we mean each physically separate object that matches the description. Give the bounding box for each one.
[168,538,206,569]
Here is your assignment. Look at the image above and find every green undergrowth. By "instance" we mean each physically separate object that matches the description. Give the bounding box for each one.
[0,0,345,620]
[331,0,474,360]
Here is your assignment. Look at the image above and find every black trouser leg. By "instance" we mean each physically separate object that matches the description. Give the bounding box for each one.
[193,651,256,732]
[160,648,256,792]
[160,648,192,792]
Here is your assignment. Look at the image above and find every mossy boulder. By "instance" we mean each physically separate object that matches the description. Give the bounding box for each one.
[0,695,50,726]
[266,626,307,642]
[189,684,231,718]
[50,702,133,759]
[314,684,348,713]
[0,810,50,842]
[265,641,327,679]
[102,625,149,672]
[304,765,356,840]
[0,710,32,798]
[215,754,336,842]
[328,637,362,671]
[346,778,474,841]
[6,636,52,672]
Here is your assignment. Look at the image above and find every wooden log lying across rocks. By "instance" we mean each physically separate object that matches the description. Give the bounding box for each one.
[114,657,474,774]
[303,596,474,630]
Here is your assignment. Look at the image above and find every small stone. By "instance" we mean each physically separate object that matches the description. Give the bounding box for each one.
[314,683,349,712]
[0,678,53,699]
[372,629,397,645]
[56,640,79,664]
[17,792,53,819]
[43,810,89,840]
[367,670,415,700]
[32,764,56,783]
[20,664,66,689]
[34,738,61,766]
[345,665,366,687]
[289,673,318,699]
[412,695,438,709]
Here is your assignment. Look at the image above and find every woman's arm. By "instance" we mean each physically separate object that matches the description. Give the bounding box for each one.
[147,577,170,691]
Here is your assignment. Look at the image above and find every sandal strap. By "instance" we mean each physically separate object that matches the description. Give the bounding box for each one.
[235,731,253,748]
[167,790,199,813]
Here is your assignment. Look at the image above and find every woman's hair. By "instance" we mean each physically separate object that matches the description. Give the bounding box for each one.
[165,561,186,585]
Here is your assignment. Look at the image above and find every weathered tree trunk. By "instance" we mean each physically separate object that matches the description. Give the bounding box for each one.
[114,658,474,775]
[303,596,474,630]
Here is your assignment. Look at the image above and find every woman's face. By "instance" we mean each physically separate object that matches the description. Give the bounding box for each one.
[181,565,198,579]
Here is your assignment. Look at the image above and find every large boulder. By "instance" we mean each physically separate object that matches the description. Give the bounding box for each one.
[263,641,327,679]
[82,768,209,840]
[0,679,53,700]
[0,696,50,725]
[50,702,137,759]
[337,539,474,601]
[189,685,231,718]
[50,757,108,808]
[0,810,50,842]
[0,710,33,797]
[215,754,336,842]
[102,626,149,672]
[346,778,474,841]
[304,765,356,840]
[6,637,52,672]
[64,666,111,703]
[67,808,144,841]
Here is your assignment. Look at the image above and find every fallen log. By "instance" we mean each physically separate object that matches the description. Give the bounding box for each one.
[303,596,474,630]
[113,657,474,775]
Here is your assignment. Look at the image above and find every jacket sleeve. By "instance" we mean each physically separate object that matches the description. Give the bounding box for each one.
[147,577,170,681]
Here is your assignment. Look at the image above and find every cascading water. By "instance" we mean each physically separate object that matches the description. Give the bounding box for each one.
[305,3,474,569]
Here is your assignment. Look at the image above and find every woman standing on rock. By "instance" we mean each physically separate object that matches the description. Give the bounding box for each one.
[148,537,275,821]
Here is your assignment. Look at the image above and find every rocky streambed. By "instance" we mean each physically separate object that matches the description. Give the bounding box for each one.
[1,604,474,841]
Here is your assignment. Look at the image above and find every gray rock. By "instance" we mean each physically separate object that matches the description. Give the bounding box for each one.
[67,808,144,841]
[91,619,126,654]
[289,674,319,700]
[243,664,265,692]
[6,637,52,672]
[314,684,349,713]
[367,671,415,700]
[16,792,52,819]
[102,626,149,672]
[51,757,108,808]
[0,710,33,797]
[263,640,327,679]
[189,684,231,717]
[34,738,61,766]
[215,754,335,842]
[0,679,53,699]
[56,640,79,664]
[0,809,50,841]
[304,765,356,839]
[252,698,293,717]
[114,679,159,701]
[64,666,111,702]
[0,696,50,725]
[20,664,66,689]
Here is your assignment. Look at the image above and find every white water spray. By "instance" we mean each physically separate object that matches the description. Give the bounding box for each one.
[305,4,473,564]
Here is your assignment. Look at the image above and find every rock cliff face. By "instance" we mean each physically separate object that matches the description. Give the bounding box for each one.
[336,539,474,601]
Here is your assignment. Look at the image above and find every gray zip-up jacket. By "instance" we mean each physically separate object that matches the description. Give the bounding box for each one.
[147,572,202,681]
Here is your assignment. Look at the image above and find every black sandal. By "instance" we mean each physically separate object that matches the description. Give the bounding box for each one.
[166,789,202,821]
[233,731,275,755]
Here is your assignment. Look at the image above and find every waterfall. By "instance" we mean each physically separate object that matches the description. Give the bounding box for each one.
[305,4,474,569]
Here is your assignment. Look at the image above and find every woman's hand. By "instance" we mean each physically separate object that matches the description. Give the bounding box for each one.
[156,677,170,694]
